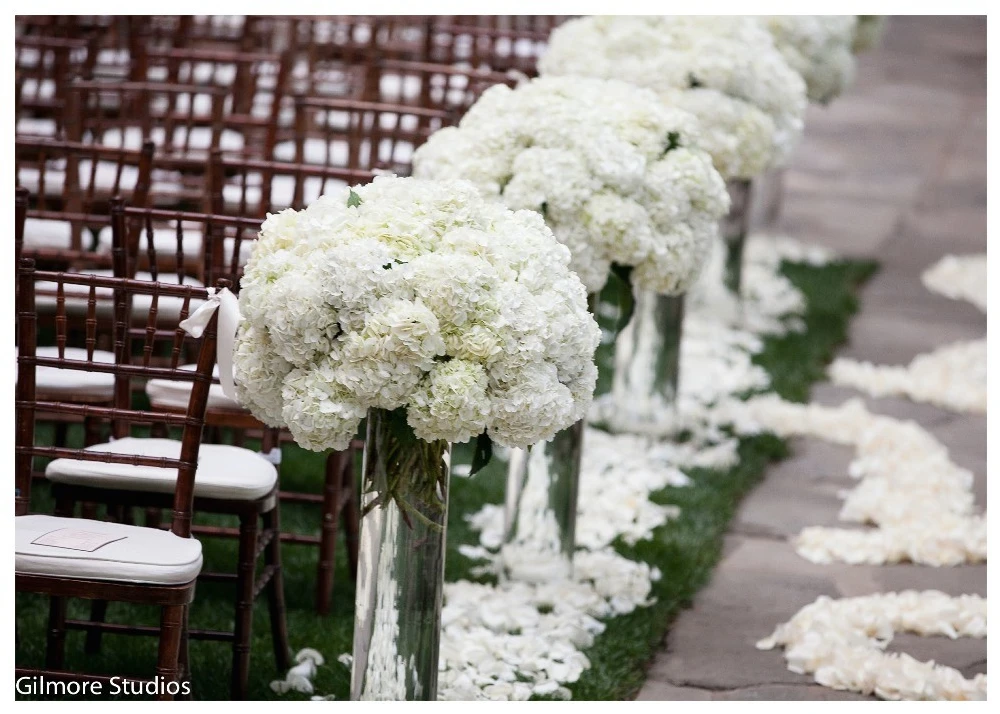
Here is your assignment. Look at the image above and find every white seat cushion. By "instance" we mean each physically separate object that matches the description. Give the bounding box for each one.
[273,137,349,165]
[101,126,245,153]
[95,223,204,255]
[24,346,116,398]
[36,270,204,321]
[222,174,341,210]
[16,116,58,136]
[146,364,242,412]
[95,226,253,266]
[46,437,278,501]
[18,166,67,198]
[16,514,202,585]
[21,77,56,101]
[23,218,80,250]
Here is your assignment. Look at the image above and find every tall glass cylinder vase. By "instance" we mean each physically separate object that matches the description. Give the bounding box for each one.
[723,179,754,297]
[350,408,452,701]
[500,419,584,583]
[749,166,786,229]
[603,288,685,435]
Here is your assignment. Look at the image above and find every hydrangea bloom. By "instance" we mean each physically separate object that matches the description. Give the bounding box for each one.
[760,16,858,104]
[539,15,808,179]
[234,176,600,451]
[412,76,729,294]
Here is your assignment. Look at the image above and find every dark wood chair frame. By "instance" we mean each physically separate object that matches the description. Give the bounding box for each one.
[15,259,221,700]
[129,192,364,615]
[290,95,451,176]
[56,200,291,698]
[372,58,519,123]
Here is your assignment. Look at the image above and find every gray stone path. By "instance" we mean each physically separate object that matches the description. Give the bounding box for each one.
[637,16,986,701]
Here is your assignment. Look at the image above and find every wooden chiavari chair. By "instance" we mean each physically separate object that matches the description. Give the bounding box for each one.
[16,136,154,260]
[130,182,365,615]
[15,184,116,454]
[281,96,450,175]
[208,151,375,217]
[65,79,238,212]
[372,59,519,122]
[129,46,295,160]
[45,200,291,698]
[427,22,551,77]
[16,35,97,138]
[15,259,221,699]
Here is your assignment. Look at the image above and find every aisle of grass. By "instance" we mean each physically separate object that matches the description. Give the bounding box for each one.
[14,258,875,700]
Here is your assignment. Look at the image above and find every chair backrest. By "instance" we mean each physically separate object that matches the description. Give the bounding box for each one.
[15,257,220,538]
[373,59,518,120]
[130,46,295,159]
[427,23,549,76]
[113,202,262,289]
[291,96,450,174]
[15,136,155,257]
[16,35,97,135]
[208,151,374,218]
[66,80,229,165]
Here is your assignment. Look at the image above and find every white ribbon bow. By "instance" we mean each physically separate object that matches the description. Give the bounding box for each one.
[178,286,241,403]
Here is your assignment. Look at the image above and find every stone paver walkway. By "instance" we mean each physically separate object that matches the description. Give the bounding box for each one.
[637,16,986,701]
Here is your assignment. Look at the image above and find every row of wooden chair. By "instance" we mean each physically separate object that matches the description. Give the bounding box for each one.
[14,13,564,700]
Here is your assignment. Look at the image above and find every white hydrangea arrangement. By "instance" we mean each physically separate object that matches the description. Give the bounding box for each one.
[539,15,808,180]
[233,176,601,454]
[412,76,729,295]
[760,16,858,104]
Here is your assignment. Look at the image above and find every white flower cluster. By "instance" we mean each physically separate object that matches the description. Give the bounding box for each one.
[539,16,808,179]
[921,253,987,312]
[829,338,986,414]
[413,76,729,295]
[744,396,986,566]
[760,16,858,104]
[234,176,600,451]
[757,591,987,701]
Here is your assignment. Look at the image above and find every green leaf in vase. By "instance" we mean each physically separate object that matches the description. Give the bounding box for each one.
[607,263,636,334]
[347,189,362,208]
[470,431,493,476]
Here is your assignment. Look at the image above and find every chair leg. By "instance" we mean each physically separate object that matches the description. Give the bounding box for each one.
[45,596,68,669]
[84,599,108,654]
[342,453,360,579]
[231,513,259,700]
[53,421,69,448]
[262,507,291,671]
[155,604,185,701]
[178,607,192,700]
[316,451,348,615]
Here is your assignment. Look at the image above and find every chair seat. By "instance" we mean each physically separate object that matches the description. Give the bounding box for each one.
[94,226,253,265]
[101,126,246,153]
[221,174,341,210]
[16,514,202,586]
[22,217,89,250]
[16,116,58,137]
[46,437,278,501]
[146,364,243,412]
[28,346,116,399]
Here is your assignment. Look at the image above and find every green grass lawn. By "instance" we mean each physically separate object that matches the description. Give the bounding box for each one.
[15,258,876,701]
